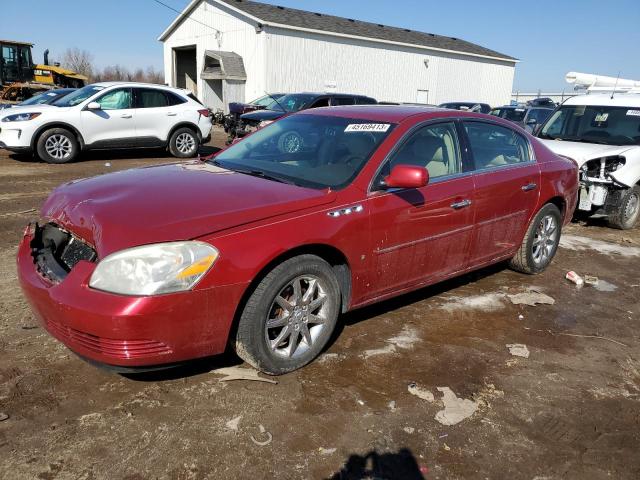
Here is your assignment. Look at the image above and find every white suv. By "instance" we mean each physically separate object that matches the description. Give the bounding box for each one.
[0,82,213,163]
[537,93,640,229]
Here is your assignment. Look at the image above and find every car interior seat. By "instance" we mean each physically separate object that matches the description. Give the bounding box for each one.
[411,135,449,177]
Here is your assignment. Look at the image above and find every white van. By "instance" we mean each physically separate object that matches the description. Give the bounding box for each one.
[537,93,640,229]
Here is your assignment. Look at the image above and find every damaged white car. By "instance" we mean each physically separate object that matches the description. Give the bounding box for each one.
[537,94,640,229]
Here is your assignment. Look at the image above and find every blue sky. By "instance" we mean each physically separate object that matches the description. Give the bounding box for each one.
[3,0,639,92]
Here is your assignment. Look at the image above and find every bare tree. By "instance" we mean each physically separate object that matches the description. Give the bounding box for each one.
[61,48,94,79]
[145,66,165,85]
[92,64,165,84]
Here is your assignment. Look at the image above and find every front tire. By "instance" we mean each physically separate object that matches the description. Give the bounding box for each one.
[169,127,199,158]
[608,186,640,230]
[509,204,562,274]
[36,128,79,164]
[234,255,341,375]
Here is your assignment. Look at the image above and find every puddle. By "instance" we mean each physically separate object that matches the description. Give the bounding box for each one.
[560,235,640,257]
[593,280,618,292]
[439,293,505,312]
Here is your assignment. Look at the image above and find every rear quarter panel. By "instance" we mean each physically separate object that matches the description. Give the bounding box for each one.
[531,137,579,224]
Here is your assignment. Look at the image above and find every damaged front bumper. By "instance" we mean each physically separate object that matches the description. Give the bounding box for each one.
[17,223,247,369]
[577,156,631,215]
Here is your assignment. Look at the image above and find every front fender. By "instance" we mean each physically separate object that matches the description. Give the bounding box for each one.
[610,148,640,187]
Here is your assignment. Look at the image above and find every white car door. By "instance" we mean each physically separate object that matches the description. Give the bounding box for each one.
[80,88,137,146]
[132,87,178,144]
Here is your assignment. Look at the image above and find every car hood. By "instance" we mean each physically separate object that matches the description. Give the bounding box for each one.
[41,161,337,257]
[0,104,56,117]
[539,139,636,167]
[241,109,286,122]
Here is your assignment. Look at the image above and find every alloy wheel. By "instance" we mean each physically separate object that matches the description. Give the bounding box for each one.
[265,275,329,359]
[44,134,73,160]
[532,214,558,265]
[176,132,196,154]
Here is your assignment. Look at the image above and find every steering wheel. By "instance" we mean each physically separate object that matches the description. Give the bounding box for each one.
[277,131,303,154]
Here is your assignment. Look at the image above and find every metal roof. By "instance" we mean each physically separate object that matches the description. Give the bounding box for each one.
[0,40,34,47]
[159,0,516,63]
[202,50,247,80]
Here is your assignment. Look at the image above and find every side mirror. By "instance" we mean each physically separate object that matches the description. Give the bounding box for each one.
[383,165,429,189]
[86,101,101,110]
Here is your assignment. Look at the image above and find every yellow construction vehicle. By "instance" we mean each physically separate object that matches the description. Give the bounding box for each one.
[0,40,87,104]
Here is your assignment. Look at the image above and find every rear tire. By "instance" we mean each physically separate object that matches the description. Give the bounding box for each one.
[509,204,562,274]
[36,128,79,164]
[168,127,199,158]
[234,255,341,375]
[607,186,640,230]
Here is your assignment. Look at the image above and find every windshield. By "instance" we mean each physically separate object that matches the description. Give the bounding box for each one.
[52,85,105,107]
[490,108,526,122]
[539,105,640,146]
[265,94,317,112]
[20,91,60,106]
[526,108,553,124]
[211,114,395,189]
[251,94,282,107]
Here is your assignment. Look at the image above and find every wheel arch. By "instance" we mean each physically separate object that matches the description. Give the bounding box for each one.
[544,195,567,221]
[167,122,202,143]
[31,122,86,150]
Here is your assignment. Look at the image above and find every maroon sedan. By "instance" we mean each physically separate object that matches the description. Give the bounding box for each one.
[17,106,578,374]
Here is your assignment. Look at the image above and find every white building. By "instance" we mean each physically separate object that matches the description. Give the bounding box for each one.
[159,0,517,112]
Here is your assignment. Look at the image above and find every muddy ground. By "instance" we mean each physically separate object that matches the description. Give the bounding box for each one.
[0,129,639,479]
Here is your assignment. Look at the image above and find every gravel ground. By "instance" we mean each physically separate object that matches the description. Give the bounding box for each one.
[0,128,639,479]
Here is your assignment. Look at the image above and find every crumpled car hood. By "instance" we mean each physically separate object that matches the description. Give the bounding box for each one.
[539,139,635,167]
[41,161,336,257]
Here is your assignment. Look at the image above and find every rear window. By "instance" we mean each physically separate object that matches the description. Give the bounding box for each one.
[167,92,187,106]
[356,97,377,105]
[188,93,204,106]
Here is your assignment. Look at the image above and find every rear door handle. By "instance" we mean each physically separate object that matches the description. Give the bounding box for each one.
[451,199,472,210]
[120,113,133,119]
[522,183,538,192]
[167,112,177,116]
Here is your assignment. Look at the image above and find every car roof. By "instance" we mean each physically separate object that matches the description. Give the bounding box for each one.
[283,92,375,99]
[90,82,184,93]
[562,93,640,107]
[296,104,491,122]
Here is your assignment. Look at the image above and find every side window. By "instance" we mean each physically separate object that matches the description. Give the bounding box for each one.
[310,98,330,108]
[136,89,169,108]
[333,97,355,106]
[464,122,531,170]
[96,88,132,110]
[387,122,461,179]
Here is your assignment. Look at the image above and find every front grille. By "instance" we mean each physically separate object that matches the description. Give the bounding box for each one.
[45,317,172,359]
[30,223,97,283]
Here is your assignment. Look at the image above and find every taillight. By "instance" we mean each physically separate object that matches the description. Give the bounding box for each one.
[198,109,211,117]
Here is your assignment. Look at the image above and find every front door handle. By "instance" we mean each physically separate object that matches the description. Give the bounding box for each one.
[522,183,538,192]
[451,199,472,210]
[120,113,133,119]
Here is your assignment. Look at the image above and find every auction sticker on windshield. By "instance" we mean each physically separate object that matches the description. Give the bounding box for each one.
[345,124,391,133]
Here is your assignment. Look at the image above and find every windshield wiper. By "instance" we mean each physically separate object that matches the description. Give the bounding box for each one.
[235,168,296,185]
[211,161,295,185]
